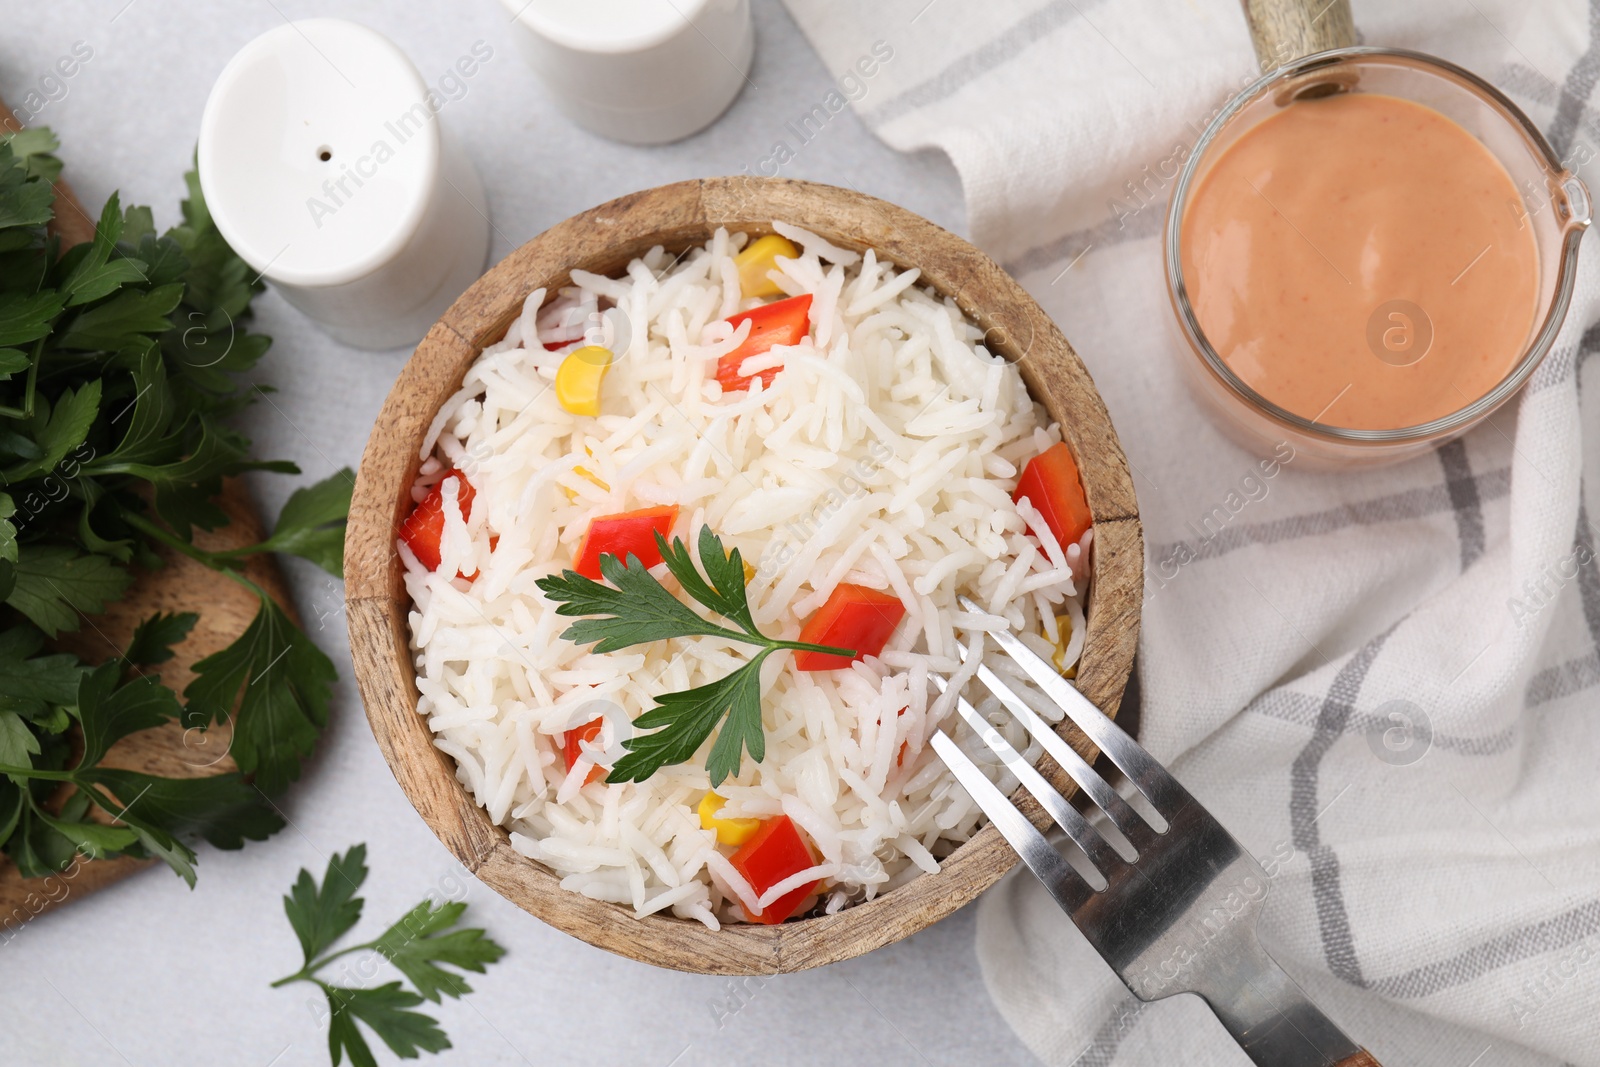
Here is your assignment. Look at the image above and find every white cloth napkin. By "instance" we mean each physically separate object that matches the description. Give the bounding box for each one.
[780,0,1600,1062]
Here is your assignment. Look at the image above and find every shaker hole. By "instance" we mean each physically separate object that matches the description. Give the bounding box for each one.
[318,146,333,162]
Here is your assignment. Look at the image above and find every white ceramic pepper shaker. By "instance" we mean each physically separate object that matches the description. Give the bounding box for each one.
[499,0,753,145]
[198,19,491,350]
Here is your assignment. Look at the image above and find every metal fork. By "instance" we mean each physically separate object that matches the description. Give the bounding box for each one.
[932,599,1379,1067]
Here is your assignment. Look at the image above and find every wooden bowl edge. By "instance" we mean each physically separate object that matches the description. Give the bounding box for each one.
[346,176,1143,974]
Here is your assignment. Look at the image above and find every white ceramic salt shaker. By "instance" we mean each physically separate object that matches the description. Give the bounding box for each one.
[198,19,491,350]
[499,0,753,145]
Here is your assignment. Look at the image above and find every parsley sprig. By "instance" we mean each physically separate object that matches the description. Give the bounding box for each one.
[536,525,855,785]
[272,844,507,1067]
[0,128,349,883]
[0,614,282,884]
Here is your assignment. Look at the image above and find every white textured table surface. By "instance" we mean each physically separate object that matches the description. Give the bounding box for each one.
[0,2,1053,1065]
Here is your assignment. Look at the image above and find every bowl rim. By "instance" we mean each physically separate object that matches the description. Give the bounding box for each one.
[344,175,1143,975]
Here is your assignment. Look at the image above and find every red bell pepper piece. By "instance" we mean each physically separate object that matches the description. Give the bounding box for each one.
[561,717,606,786]
[714,293,813,391]
[729,815,819,924]
[793,583,906,671]
[1013,442,1092,554]
[400,471,477,573]
[573,505,680,580]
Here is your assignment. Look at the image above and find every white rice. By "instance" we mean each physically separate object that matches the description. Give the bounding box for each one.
[404,225,1092,928]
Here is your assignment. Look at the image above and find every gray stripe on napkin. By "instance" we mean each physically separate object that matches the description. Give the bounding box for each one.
[1524,323,1599,425]
[1526,320,1600,398]
[1247,690,1518,757]
[1290,628,1394,987]
[1004,203,1165,280]
[1438,440,1486,571]
[864,0,1108,128]
[1522,344,1600,709]
[1524,505,1600,707]
[1366,896,1600,999]
[1546,0,1600,160]
[1071,999,1146,1067]
[1582,321,1600,375]
[1498,63,1600,156]
[1526,652,1600,706]
[1150,468,1511,567]
[1574,502,1600,649]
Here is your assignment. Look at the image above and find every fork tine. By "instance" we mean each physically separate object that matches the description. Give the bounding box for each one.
[959,651,1159,852]
[958,595,1187,821]
[933,677,1118,882]
[929,731,1095,912]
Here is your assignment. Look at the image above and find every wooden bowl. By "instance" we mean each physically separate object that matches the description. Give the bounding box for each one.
[346,177,1142,975]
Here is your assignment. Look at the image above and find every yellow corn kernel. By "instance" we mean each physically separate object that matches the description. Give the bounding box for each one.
[697,791,760,846]
[555,345,614,416]
[560,465,611,502]
[735,234,799,298]
[1051,613,1077,678]
[723,547,756,583]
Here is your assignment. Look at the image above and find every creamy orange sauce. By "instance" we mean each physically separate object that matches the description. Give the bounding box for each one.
[1180,92,1538,429]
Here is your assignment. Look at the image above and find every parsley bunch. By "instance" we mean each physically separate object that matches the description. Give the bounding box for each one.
[536,525,855,785]
[273,844,507,1066]
[0,613,282,882]
[0,129,348,883]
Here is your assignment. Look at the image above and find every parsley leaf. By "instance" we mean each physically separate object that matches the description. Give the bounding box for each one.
[274,844,506,1067]
[536,550,741,653]
[57,283,184,350]
[6,802,81,878]
[184,591,335,794]
[94,344,178,472]
[661,524,762,632]
[4,128,62,183]
[538,525,856,784]
[3,378,100,482]
[73,660,179,767]
[325,983,451,1066]
[0,710,39,767]
[219,468,353,576]
[0,290,65,348]
[5,544,130,637]
[371,899,508,1002]
[284,844,369,966]
[60,193,148,307]
[122,610,198,667]
[74,767,284,886]
[87,767,282,849]
[28,803,138,859]
[610,650,774,786]
[0,625,84,718]
[0,140,55,228]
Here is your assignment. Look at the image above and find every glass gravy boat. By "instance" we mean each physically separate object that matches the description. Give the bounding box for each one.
[1166,4,1591,465]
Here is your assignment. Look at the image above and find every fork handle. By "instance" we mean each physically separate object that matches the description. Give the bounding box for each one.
[1192,937,1378,1067]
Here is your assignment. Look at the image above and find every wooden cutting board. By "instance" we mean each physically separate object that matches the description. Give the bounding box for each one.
[0,110,302,926]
